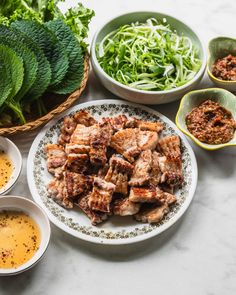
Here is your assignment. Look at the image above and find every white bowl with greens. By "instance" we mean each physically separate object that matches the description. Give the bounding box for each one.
[91,12,206,104]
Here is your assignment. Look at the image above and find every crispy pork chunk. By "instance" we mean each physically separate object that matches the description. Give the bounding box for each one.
[126,117,164,132]
[89,122,112,166]
[138,130,158,151]
[134,203,169,223]
[66,153,89,174]
[129,186,176,204]
[110,128,158,163]
[157,154,183,186]
[110,128,141,162]
[157,136,183,186]
[65,143,90,155]
[65,171,92,197]
[129,186,163,203]
[70,124,98,145]
[98,164,109,178]
[76,194,108,225]
[161,192,177,205]
[158,135,181,159]
[113,198,140,216]
[45,144,67,179]
[88,177,115,212]
[74,110,97,126]
[149,151,162,185]
[58,116,77,146]
[129,150,152,186]
[47,178,73,209]
[105,155,133,195]
[102,115,128,133]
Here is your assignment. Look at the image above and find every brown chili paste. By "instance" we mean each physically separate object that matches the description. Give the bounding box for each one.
[186,99,236,144]
[212,54,236,81]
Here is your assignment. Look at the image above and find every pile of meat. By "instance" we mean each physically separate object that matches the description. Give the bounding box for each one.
[45,110,184,225]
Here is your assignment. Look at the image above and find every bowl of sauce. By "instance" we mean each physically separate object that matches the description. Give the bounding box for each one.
[0,137,22,195]
[0,196,50,275]
[176,88,236,150]
[207,37,236,91]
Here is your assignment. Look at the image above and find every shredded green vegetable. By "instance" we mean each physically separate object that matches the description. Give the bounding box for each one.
[96,18,201,91]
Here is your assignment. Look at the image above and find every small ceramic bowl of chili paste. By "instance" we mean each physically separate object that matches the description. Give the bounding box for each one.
[207,37,236,91]
[175,88,236,150]
[0,137,22,195]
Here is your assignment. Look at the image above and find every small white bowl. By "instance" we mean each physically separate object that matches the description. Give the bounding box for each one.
[0,136,22,195]
[0,195,51,276]
[91,11,206,105]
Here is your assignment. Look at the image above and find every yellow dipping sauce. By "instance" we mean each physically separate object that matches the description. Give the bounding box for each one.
[0,150,13,190]
[0,211,41,269]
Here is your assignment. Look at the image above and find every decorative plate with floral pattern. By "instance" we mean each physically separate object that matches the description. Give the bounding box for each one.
[27,100,197,245]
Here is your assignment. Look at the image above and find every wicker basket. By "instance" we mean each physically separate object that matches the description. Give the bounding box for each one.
[0,54,90,136]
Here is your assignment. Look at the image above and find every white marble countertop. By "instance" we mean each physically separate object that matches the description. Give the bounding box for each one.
[1,0,236,294]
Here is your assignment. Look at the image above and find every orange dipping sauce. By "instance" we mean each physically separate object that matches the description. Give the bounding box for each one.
[0,150,13,190]
[0,211,41,269]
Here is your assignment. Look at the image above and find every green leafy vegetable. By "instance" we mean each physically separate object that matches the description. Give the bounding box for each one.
[0,60,12,108]
[0,25,51,102]
[63,3,95,53]
[0,45,25,123]
[0,2,94,126]
[11,20,69,87]
[96,18,202,91]
[0,1,94,52]
[0,36,38,102]
[46,19,84,94]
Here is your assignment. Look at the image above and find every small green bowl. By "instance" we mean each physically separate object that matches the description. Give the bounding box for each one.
[207,37,236,91]
[175,88,236,150]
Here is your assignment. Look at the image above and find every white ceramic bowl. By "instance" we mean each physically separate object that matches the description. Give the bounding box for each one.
[0,195,51,276]
[0,137,22,195]
[91,11,206,105]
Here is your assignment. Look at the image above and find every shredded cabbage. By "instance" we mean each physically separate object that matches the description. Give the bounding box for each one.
[96,18,201,91]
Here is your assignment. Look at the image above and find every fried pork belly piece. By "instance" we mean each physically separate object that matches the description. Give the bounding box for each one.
[161,192,177,205]
[158,135,181,159]
[110,128,141,162]
[70,124,97,145]
[138,130,158,151]
[134,203,169,223]
[129,150,152,186]
[65,143,90,155]
[110,128,158,162]
[113,198,140,216]
[129,186,163,203]
[157,136,183,186]
[47,178,73,209]
[65,171,92,197]
[98,164,109,178]
[76,194,108,225]
[88,177,115,212]
[102,115,128,133]
[105,155,133,195]
[149,151,162,185]
[126,117,164,132]
[45,144,67,179]
[58,116,77,146]
[129,186,177,205]
[74,110,97,126]
[89,122,112,166]
[157,154,183,186]
[66,153,89,174]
